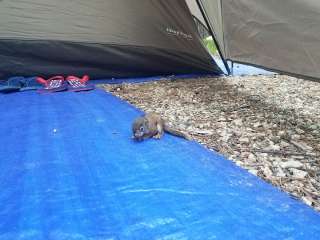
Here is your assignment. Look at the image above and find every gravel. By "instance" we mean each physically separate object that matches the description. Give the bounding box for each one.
[100,74,320,211]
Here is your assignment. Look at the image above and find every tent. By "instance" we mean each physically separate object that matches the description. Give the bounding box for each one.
[1,0,319,80]
[189,0,320,80]
[0,0,222,79]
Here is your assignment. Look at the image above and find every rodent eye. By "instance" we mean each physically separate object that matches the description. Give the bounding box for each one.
[140,126,144,131]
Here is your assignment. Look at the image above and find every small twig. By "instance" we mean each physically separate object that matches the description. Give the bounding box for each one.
[253,149,317,157]
[300,159,319,163]
[227,104,250,112]
[303,189,319,199]
[279,177,309,182]
[290,140,312,152]
[243,163,265,167]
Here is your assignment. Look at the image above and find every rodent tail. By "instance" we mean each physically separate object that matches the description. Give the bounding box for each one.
[164,125,191,140]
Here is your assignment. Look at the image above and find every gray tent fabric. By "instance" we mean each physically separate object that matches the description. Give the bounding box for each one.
[199,0,320,80]
[186,0,206,26]
[0,0,221,79]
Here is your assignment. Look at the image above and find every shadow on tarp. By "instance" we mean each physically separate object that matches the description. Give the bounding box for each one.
[92,73,219,85]
[92,59,274,85]
[0,89,319,239]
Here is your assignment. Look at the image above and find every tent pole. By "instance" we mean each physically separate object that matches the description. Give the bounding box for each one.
[231,60,234,75]
[195,0,231,75]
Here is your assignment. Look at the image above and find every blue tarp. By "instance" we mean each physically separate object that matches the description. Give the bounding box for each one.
[0,89,319,239]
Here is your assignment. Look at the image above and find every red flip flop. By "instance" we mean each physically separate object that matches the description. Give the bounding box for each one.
[66,75,95,92]
[36,76,68,93]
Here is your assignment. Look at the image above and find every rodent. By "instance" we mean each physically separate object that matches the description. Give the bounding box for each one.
[132,112,191,141]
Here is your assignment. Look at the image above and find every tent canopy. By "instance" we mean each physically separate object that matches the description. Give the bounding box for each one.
[2,0,319,80]
[0,0,222,79]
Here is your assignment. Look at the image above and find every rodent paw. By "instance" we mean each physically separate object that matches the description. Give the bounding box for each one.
[153,134,162,139]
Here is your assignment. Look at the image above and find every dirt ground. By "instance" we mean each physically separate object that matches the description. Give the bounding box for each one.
[100,74,320,211]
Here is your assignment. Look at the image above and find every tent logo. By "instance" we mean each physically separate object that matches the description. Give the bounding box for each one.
[166,27,193,40]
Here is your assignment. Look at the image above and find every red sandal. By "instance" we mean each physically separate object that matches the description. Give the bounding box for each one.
[36,76,68,93]
[66,75,94,92]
